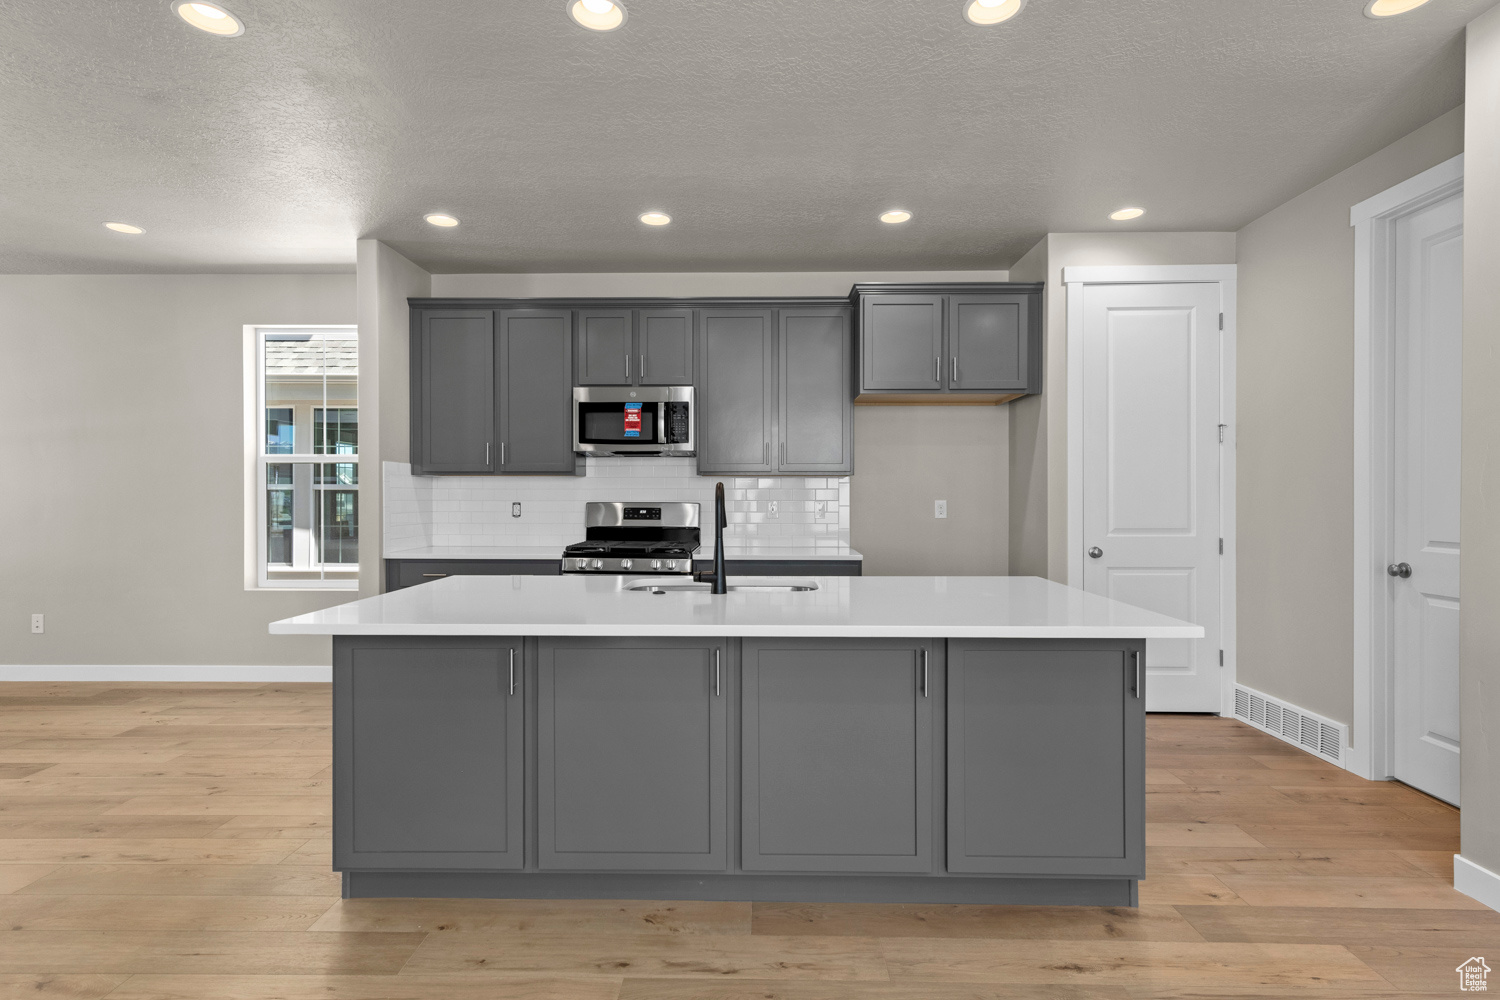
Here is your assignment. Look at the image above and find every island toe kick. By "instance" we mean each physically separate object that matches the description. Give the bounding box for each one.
[332,634,1148,906]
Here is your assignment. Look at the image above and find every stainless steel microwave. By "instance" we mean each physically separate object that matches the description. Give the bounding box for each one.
[572,386,694,456]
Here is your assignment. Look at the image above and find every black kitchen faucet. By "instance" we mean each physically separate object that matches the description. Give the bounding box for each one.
[693,481,728,594]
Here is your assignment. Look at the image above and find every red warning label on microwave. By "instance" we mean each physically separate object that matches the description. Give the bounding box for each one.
[623,403,642,437]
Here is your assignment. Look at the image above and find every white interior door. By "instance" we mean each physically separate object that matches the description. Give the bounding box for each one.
[1391,192,1462,805]
[1080,282,1223,712]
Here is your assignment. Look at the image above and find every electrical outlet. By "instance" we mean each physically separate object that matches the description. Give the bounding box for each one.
[511,502,522,518]
[30,614,44,634]
[815,500,827,518]
[934,500,948,519]
[767,500,779,519]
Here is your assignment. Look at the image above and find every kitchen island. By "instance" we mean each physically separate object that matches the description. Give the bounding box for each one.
[271,574,1201,905]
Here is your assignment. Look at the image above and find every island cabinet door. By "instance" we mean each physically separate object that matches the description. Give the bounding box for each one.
[333,638,524,871]
[741,638,935,873]
[946,640,1145,878]
[537,638,728,871]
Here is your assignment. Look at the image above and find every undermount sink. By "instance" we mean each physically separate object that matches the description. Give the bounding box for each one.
[625,578,819,594]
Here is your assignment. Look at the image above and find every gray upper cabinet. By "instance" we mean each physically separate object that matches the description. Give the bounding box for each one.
[860,295,943,390]
[575,308,695,387]
[741,638,934,873]
[498,309,577,474]
[410,310,495,475]
[638,309,695,385]
[854,283,1043,402]
[333,637,524,871]
[537,637,728,871]
[779,307,853,474]
[946,640,1145,877]
[697,309,777,474]
[948,294,1029,391]
[576,310,633,385]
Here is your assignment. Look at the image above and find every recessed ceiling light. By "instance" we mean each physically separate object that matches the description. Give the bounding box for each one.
[879,210,913,224]
[567,0,627,31]
[962,0,1026,26]
[639,212,671,226]
[1364,0,1431,15]
[1109,207,1145,222]
[171,2,245,36]
[424,214,459,227]
[104,222,145,234]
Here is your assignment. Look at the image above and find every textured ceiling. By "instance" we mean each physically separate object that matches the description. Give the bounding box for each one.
[0,0,1492,274]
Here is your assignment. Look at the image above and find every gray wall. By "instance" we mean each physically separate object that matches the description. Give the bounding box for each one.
[1235,107,1464,727]
[355,240,431,599]
[850,407,1009,576]
[1461,9,1500,880]
[0,274,356,666]
[1005,232,1240,582]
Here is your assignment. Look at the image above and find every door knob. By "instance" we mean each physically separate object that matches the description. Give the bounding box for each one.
[1088,547,1104,559]
[1388,562,1413,579]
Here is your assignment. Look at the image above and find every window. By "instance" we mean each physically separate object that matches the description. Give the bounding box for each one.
[252,328,359,589]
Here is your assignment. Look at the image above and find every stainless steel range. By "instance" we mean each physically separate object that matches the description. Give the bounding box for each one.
[561,502,701,575]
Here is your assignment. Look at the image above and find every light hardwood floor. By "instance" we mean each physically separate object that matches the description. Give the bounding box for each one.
[0,682,1492,999]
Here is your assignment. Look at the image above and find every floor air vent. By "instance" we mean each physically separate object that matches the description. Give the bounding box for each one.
[1230,683,1349,768]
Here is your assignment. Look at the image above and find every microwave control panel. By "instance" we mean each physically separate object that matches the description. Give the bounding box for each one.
[664,402,691,444]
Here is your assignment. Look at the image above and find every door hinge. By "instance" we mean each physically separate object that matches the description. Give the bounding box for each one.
[1219,537,1224,555]
[1219,312,1224,331]
[1219,649,1225,667]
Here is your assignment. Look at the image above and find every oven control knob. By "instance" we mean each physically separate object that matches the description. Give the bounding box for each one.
[591,559,602,570]
[652,559,661,570]
[620,559,632,570]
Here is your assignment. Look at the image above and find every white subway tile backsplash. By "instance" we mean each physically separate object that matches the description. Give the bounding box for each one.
[383,459,850,554]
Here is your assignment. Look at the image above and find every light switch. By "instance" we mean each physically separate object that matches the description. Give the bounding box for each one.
[30,614,43,634]
[934,500,948,519]
[767,500,779,519]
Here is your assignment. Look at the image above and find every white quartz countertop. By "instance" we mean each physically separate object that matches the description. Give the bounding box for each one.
[383,544,863,562]
[270,574,1202,639]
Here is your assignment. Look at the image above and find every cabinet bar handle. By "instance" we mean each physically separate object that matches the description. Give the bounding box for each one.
[640,354,645,380]
[714,648,721,697]
[1133,650,1143,699]
[509,648,516,696]
[780,441,785,468]
[934,357,940,382]
[921,648,928,698]
[421,572,448,577]
[500,442,505,465]
[952,357,958,383]
[486,442,490,466]
[763,441,768,465]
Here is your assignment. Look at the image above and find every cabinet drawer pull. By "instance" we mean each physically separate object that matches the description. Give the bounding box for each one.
[421,573,448,578]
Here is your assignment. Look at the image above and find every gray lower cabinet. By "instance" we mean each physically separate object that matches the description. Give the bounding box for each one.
[741,638,934,872]
[410,310,495,474]
[697,309,776,474]
[498,309,577,473]
[333,637,524,870]
[537,637,728,870]
[384,559,561,591]
[779,307,853,473]
[946,640,1145,877]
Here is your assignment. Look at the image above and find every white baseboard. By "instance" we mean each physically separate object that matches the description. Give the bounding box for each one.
[0,665,331,683]
[1231,683,1350,768]
[1455,854,1500,912]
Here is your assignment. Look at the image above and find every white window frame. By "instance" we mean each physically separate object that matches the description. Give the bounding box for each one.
[244,325,360,591]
